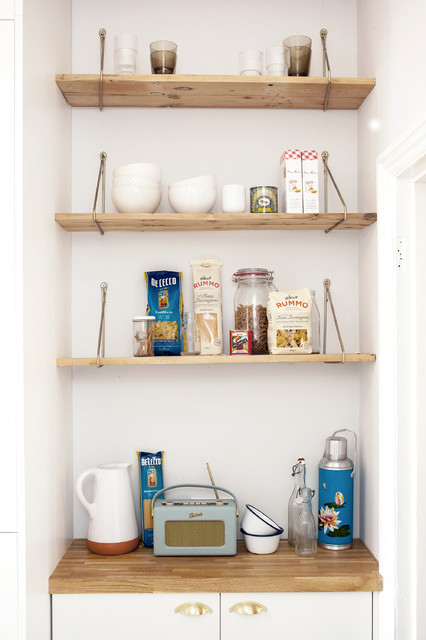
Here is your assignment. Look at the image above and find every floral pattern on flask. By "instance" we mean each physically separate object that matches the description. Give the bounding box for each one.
[334,491,344,505]
[319,506,341,533]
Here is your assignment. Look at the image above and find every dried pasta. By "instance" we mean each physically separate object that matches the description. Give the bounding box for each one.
[145,270,183,355]
[267,289,314,354]
[190,260,223,355]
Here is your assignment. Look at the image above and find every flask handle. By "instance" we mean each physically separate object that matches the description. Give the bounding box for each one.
[331,428,357,478]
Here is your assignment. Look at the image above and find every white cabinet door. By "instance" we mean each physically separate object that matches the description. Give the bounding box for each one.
[0,17,17,534]
[0,534,18,640]
[0,2,14,18]
[53,593,220,640]
[221,592,372,640]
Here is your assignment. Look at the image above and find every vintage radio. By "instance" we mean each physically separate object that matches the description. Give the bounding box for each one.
[152,484,238,556]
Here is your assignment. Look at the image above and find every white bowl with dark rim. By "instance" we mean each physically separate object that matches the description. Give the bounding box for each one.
[240,527,283,554]
[241,504,283,536]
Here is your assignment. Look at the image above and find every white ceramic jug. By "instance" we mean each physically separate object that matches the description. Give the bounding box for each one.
[76,463,139,555]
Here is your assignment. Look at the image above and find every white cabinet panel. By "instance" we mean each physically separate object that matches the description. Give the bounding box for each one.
[0,17,17,533]
[0,534,18,640]
[221,592,372,640]
[53,593,220,640]
[0,1,14,18]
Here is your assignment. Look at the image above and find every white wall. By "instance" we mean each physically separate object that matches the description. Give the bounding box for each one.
[22,0,72,638]
[70,0,367,541]
[357,0,426,635]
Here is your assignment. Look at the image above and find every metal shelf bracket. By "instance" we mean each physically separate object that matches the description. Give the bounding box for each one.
[323,278,345,363]
[92,151,107,235]
[322,150,348,233]
[320,28,331,111]
[96,282,108,368]
[99,28,106,111]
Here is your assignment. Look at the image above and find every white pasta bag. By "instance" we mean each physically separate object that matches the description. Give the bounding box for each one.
[267,288,314,354]
[190,259,223,355]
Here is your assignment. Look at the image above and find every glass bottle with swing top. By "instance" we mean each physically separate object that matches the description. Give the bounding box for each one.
[288,457,306,546]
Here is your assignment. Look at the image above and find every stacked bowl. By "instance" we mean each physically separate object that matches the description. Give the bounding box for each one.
[168,174,216,213]
[240,504,283,554]
[112,163,162,213]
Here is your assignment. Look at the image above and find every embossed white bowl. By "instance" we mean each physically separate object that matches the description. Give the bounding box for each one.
[168,184,216,213]
[112,185,161,213]
[169,174,217,189]
[112,175,160,189]
[113,163,162,183]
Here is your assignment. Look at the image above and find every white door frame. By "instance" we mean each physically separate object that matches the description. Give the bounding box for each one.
[376,119,426,639]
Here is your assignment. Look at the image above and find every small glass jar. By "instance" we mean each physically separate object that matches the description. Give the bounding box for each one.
[133,316,155,357]
[232,268,276,354]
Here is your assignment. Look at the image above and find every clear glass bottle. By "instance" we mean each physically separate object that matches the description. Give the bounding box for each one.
[295,486,317,557]
[288,457,306,546]
[311,289,320,354]
[232,268,276,354]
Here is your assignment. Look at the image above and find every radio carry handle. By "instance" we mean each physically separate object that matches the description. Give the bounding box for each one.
[151,483,239,517]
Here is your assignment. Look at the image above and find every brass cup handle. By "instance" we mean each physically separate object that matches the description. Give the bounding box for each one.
[174,602,213,616]
[229,601,268,615]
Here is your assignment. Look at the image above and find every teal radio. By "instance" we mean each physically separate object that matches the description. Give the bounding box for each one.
[152,484,238,556]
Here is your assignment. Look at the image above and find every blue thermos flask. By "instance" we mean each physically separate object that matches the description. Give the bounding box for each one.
[318,429,357,550]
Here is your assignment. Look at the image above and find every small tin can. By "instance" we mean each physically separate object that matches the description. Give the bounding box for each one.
[250,186,278,213]
[230,330,252,354]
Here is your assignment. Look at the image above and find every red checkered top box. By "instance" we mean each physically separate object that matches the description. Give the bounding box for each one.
[280,149,301,164]
[301,150,318,160]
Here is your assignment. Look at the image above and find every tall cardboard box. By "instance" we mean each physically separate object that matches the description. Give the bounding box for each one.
[301,150,319,214]
[280,149,303,213]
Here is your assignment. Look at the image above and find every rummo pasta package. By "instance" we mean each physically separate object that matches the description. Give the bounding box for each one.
[190,259,223,355]
[267,288,319,354]
[145,270,183,355]
[137,451,164,548]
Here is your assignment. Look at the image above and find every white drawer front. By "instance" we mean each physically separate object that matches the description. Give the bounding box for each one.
[53,593,220,640]
[221,592,372,640]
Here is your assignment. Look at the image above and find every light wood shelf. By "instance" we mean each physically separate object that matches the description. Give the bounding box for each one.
[49,538,382,594]
[55,211,377,232]
[55,74,376,110]
[56,353,376,367]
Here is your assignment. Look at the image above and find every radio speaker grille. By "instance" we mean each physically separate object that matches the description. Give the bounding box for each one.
[165,520,225,547]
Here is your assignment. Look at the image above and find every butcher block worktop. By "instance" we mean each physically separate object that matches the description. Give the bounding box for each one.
[49,539,382,594]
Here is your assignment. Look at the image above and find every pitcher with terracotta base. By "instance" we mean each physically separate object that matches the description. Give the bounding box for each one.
[76,463,139,555]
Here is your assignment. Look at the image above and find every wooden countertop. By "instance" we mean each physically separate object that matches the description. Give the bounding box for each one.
[49,539,382,594]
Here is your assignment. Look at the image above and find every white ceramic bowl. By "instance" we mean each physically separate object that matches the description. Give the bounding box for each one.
[241,527,283,554]
[112,175,160,189]
[169,174,217,189]
[113,163,162,183]
[168,184,216,213]
[112,185,162,213]
[241,504,283,536]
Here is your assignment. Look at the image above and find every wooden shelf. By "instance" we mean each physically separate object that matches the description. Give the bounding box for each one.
[55,212,377,232]
[55,74,376,110]
[56,353,376,367]
[49,538,382,594]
